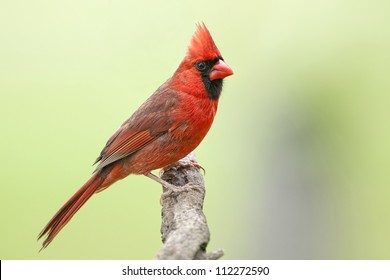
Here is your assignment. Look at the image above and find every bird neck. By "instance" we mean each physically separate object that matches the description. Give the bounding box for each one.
[170,68,223,101]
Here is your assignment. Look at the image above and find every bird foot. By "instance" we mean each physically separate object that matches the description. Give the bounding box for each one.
[145,172,204,204]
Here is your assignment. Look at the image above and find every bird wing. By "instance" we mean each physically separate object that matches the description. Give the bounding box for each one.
[94,129,156,171]
[94,86,179,171]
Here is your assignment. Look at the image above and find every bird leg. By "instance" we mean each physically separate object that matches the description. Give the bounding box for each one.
[145,172,203,198]
[146,172,175,188]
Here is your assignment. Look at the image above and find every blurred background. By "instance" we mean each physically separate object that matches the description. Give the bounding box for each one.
[1,0,390,259]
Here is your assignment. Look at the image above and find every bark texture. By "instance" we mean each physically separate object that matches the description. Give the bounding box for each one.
[155,152,224,260]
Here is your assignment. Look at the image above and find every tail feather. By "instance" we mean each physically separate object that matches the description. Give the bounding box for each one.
[38,173,106,250]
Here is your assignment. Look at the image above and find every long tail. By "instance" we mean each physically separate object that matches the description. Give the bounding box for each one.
[38,172,107,250]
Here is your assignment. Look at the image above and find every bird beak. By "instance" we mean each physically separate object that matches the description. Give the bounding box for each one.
[209,60,234,81]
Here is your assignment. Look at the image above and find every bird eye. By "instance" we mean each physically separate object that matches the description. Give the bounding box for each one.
[195,61,207,71]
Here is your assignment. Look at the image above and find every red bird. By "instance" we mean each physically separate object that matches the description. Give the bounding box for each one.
[38,23,233,249]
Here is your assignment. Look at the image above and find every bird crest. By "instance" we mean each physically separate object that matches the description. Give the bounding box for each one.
[186,23,222,62]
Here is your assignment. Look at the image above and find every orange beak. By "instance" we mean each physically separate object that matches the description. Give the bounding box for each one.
[209,60,234,81]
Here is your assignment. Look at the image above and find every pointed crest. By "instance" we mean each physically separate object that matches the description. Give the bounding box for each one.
[186,23,222,61]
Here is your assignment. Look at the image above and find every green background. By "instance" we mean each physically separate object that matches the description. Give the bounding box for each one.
[1,0,390,259]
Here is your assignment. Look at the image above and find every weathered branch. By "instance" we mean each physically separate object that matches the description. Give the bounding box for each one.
[155,152,224,260]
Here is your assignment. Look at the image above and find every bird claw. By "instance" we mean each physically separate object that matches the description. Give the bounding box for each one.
[187,160,206,175]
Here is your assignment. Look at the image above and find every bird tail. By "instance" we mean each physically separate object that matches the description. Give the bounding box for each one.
[38,172,106,250]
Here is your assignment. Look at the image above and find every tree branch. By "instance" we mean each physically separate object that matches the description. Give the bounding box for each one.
[155,152,224,260]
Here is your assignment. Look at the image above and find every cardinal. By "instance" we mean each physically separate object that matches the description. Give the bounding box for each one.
[38,23,233,249]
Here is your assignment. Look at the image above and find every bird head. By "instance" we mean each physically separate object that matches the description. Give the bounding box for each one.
[173,23,233,100]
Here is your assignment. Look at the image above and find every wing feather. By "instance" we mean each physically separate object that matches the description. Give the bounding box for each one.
[95,130,157,170]
[93,86,179,171]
